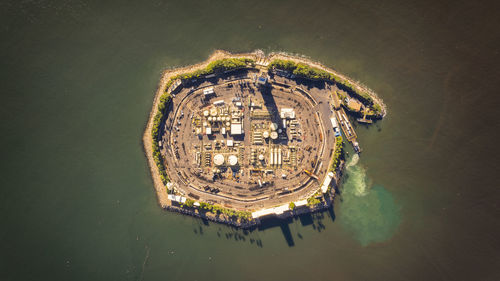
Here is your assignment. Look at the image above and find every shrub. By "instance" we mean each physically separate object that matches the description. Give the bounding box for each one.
[175,58,255,82]
[151,92,172,185]
[330,136,344,171]
[268,59,380,109]
[185,199,195,208]
[269,59,336,82]
[307,197,321,206]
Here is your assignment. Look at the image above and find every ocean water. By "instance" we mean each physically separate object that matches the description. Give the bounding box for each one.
[339,154,401,246]
[1,0,499,280]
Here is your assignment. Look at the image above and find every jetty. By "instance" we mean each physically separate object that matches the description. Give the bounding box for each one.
[330,90,361,152]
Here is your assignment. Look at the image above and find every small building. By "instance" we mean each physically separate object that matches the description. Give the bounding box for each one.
[213,99,224,106]
[230,123,243,135]
[251,208,274,218]
[280,108,296,119]
[168,194,187,204]
[257,76,268,86]
[294,199,308,207]
[206,127,212,135]
[168,79,182,94]
[251,204,290,218]
[347,99,362,112]
[334,127,341,137]
[203,87,215,96]
[320,172,335,193]
[330,117,339,129]
[226,139,234,147]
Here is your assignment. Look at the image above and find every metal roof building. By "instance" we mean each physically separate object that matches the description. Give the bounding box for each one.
[230,123,242,135]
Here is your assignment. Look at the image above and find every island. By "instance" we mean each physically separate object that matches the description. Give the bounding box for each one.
[143,50,386,227]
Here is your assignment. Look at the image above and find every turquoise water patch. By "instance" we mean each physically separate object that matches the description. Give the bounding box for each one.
[339,155,401,246]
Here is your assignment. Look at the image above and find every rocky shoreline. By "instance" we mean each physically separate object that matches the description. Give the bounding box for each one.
[143,50,384,226]
[163,190,336,229]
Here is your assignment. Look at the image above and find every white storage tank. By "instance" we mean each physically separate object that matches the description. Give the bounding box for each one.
[228,155,238,166]
[214,154,225,166]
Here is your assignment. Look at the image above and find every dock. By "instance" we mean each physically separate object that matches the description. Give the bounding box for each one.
[331,91,361,152]
[336,108,357,142]
[357,109,373,124]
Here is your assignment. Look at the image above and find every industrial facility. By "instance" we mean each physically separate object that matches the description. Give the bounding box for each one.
[159,65,344,216]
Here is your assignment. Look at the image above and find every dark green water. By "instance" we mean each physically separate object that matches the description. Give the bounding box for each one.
[1,0,499,280]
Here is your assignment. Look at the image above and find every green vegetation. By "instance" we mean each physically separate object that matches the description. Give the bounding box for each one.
[151,92,172,185]
[268,59,383,116]
[174,58,255,81]
[184,198,195,208]
[269,59,335,81]
[198,202,252,221]
[307,196,322,206]
[289,202,296,210]
[306,190,324,207]
[330,136,344,172]
[368,103,383,117]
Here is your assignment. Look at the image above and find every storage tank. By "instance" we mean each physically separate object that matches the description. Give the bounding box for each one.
[270,131,278,140]
[210,108,217,116]
[270,123,278,131]
[228,155,238,166]
[213,154,224,166]
[263,131,270,138]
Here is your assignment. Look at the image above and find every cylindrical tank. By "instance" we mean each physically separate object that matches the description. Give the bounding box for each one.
[210,108,217,116]
[270,131,278,139]
[228,155,238,166]
[214,154,224,166]
[263,131,269,138]
[258,154,264,161]
[270,123,278,131]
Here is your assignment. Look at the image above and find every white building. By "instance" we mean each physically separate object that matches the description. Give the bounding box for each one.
[168,194,187,204]
[203,87,214,96]
[230,123,243,135]
[320,172,335,193]
[280,108,296,119]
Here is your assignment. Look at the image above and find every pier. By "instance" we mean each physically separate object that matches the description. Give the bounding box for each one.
[331,90,361,152]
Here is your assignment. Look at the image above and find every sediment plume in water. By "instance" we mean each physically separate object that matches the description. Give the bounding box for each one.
[339,154,401,246]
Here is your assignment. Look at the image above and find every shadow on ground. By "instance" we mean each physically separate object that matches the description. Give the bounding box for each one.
[190,205,336,248]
